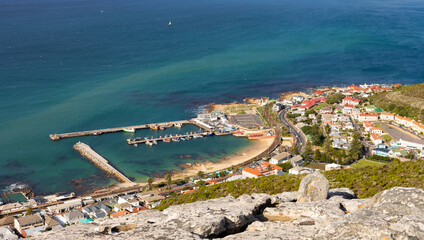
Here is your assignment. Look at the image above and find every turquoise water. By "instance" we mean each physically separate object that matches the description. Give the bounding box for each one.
[1,0,424,194]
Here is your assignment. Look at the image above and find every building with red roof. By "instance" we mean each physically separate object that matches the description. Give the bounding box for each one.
[380,112,396,121]
[242,162,284,178]
[313,91,324,95]
[371,133,383,145]
[342,96,361,106]
[395,115,413,127]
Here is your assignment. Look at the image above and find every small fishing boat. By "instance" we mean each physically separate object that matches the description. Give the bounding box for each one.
[123,128,135,133]
[186,136,192,140]
[134,144,138,147]
[159,125,165,130]
[180,137,186,141]
[153,140,158,145]
[146,141,153,146]
[93,132,102,136]
[135,137,141,141]
[193,134,203,138]
[172,138,180,142]
[163,138,171,143]
[150,125,158,130]
[164,123,173,128]
[202,131,213,136]
[168,20,172,26]
[174,123,183,128]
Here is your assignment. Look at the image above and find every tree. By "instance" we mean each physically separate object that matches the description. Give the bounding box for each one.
[165,174,172,189]
[290,146,299,155]
[147,177,153,190]
[324,137,332,154]
[26,207,33,215]
[302,141,313,162]
[314,149,322,161]
[197,171,204,179]
[219,170,227,178]
[326,93,345,104]
[349,132,363,163]
[277,162,292,172]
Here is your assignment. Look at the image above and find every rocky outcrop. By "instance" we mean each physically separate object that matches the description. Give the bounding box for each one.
[32,174,424,240]
[297,171,329,202]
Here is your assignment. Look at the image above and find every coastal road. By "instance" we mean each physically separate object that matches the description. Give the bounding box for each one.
[278,107,306,153]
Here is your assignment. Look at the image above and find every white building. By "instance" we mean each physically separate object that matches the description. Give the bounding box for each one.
[371,133,383,145]
[358,114,379,122]
[395,138,424,150]
[292,95,304,103]
[269,152,291,165]
[379,112,396,121]
[395,115,413,127]
[325,163,342,171]
[289,167,314,175]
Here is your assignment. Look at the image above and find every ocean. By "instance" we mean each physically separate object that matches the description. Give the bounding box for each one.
[1,0,424,194]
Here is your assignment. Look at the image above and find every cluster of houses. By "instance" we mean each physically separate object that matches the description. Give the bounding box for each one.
[0,187,166,238]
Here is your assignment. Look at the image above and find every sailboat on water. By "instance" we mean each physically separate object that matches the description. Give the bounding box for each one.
[168,20,172,26]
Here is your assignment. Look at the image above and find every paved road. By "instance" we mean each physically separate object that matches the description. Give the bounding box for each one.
[349,115,370,156]
[278,107,306,153]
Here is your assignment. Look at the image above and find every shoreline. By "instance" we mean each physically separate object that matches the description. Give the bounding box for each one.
[151,137,274,185]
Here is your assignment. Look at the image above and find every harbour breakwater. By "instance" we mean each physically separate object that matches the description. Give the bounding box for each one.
[73,142,134,184]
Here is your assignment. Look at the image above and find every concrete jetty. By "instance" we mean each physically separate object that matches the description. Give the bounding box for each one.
[73,142,133,184]
[49,120,210,141]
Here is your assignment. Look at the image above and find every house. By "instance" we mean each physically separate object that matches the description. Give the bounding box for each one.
[313,91,324,95]
[242,167,261,178]
[0,202,22,213]
[114,203,133,213]
[363,121,374,132]
[395,115,413,127]
[137,191,165,206]
[82,205,107,219]
[47,199,82,214]
[370,127,383,135]
[380,112,396,121]
[288,155,303,167]
[0,226,18,240]
[320,107,332,114]
[43,214,63,230]
[269,152,291,165]
[370,133,383,145]
[395,138,424,150]
[110,210,130,218]
[127,198,140,207]
[372,147,390,157]
[0,216,16,228]
[292,95,304,103]
[132,206,148,213]
[242,162,284,178]
[411,121,424,135]
[272,103,282,112]
[342,105,354,114]
[342,96,360,106]
[225,174,246,182]
[63,210,85,224]
[289,167,314,175]
[358,114,379,122]
[325,163,342,171]
[14,214,44,236]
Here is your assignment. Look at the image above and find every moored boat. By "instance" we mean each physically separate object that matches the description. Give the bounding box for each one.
[174,123,183,128]
[150,125,158,130]
[163,138,171,143]
[146,141,153,146]
[123,128,135,133]
[153,140,158,145]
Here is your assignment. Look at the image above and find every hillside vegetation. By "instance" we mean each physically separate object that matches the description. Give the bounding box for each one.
[370,83,424,122]
[157,160,424,210]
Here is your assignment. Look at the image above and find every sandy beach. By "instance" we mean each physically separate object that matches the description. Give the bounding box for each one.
[151,137,274,184]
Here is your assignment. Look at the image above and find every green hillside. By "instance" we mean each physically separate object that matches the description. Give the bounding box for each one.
[370,83,424,122]
[157,160,424,210]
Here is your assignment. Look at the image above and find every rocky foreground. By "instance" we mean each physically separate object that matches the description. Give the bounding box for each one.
[33,172,424,239]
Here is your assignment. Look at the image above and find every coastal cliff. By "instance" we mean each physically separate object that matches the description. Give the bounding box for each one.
[32,173,424,240]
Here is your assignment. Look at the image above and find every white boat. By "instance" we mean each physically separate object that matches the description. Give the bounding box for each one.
[168,20,172,26]
[146,141,153,146]
[134,144,138,147]
[123,128,135,133]
[153,140,158,145]
[174,123,182,128]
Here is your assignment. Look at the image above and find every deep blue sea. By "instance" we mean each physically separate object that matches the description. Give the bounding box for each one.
[1,0,424,195]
